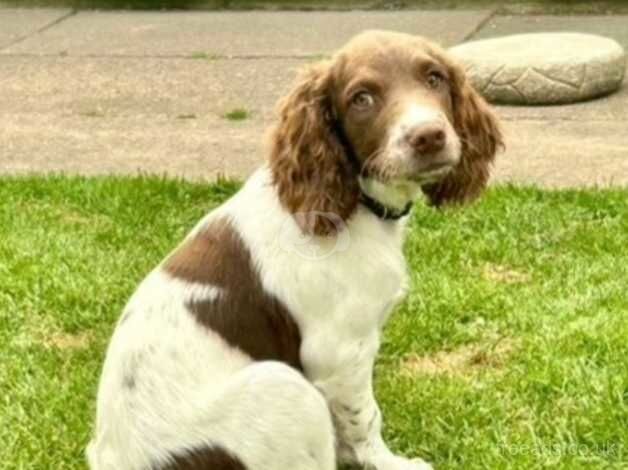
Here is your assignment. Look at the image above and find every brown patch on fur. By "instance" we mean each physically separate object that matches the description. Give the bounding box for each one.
[400,339,516,378]
[268,62,360,236]
[163,218,302,371]
[483,264,531,284]
[155,445,247,470]
[421,50,504,206]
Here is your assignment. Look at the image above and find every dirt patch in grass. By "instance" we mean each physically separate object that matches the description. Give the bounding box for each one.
[60,211,98,226]
[482,263,531,284]
[41,331,93,350]
[400,338,517,378]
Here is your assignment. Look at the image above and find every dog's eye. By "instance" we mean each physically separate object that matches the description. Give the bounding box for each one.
[426,71,446,89]
[351,91,375,109]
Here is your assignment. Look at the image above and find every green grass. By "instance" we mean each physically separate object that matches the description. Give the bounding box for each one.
[188,52,221,60]
[223,108,250,121]
[0,176,626,469]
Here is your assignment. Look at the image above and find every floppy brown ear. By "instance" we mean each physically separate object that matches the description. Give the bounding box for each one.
[422,61,503,206]
[269,62,360,236]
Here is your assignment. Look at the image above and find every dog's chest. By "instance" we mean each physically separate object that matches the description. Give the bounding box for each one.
[315,247,405,324]
[229,169,411,337]
[264,215,409,333]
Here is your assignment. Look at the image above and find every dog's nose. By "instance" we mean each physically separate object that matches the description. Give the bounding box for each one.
[407,124,446,155]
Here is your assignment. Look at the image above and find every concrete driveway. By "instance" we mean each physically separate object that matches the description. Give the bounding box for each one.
[1,8,627,187]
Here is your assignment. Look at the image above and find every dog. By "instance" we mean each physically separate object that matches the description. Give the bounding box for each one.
[87,30,502,470]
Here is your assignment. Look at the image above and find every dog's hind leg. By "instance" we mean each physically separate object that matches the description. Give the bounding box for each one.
[154,361,336,470]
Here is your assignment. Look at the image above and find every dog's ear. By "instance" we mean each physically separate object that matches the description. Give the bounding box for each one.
[422,60,503,206]
[269,61,360,236]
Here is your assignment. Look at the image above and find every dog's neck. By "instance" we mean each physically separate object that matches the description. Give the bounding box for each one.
[332,117,420,221]
[358,177,421,221]
[331,118,419,222]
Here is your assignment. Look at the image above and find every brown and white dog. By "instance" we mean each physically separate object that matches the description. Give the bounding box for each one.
[87,31,502,470]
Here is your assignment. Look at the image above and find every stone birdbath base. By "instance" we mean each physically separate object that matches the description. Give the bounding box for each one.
[449,33,626,105]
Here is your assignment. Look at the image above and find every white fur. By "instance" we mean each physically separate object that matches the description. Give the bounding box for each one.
[386,104,461,183]
[359,176,423,212]
[358,101,463,213]
[87,167,432,470]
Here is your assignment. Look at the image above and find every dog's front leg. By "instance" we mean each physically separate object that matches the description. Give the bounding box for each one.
[305,334,433,470]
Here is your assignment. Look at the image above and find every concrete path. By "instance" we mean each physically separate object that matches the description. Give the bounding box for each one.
[1,10,489,56]
[1,8,627,188]
[0,8,72,49]
[474,14,628,48]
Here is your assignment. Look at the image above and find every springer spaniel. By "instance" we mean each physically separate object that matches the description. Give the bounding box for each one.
[87,31,502,470]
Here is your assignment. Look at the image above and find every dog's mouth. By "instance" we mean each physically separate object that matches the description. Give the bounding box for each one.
[361,145,459,185]
[420,160,454,173]
[362,157,453,181]
[411,160,456,183]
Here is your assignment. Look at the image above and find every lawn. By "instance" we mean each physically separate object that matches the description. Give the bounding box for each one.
[0,176,626,469]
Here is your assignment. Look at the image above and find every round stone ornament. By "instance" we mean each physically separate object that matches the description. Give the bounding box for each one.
[449,33,626,105]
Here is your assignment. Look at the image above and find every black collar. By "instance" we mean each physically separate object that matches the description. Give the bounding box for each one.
[359,191,413,220]
[332,117,413,221]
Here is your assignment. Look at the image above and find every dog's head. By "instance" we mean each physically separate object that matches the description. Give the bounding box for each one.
[269,30,503,235]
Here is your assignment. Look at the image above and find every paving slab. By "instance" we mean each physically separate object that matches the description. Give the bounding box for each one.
[0,56,305,121]
[0,8,71,49]
[2,10,492,57]
[495,119,628,188]
[8,56,621,125]
[3,111,628,188]
[0,56,298,179]
[0,114,264,179]
[472,15,628,49]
